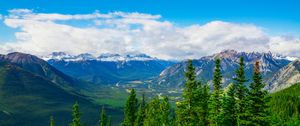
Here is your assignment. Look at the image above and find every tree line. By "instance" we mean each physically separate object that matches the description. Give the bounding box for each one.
[121,57,270,126]
[50,57,271,126]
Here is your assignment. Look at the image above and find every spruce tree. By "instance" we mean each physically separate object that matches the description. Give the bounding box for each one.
[122,89,138,126]
[160,97,171,125]
[209,58,223,125]
[69,102,82,126]
[234,57,249,125]
[144,96,161,126]
[221,83,237,126]
[135,93,146,126]
[50,116,54,126]
[144,96,171,126]
[193,81,211,126]
[100,106,107,126]
[176,60,199,125]
[200,83,210,126]
[246,61,271,126]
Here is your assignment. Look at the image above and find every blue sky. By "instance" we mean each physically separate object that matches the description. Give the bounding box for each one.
[0,0,299,59]
[1,0,300,33]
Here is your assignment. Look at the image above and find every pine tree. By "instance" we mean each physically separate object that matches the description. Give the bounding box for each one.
[209,58,223,125]
[160,97,171,125]
[144,96,171,126]
[122,89,138,126]
[234,57,249,125]
[245,61,271,126]
[193,81,211,126]
[144,96,161,126]
[69,102,82,126]
[176,60,200,125]
[199,83,210,126]
[135,93,146,126]
[100,106,107,126]
[221,83,237,126]
[50,116,54,126]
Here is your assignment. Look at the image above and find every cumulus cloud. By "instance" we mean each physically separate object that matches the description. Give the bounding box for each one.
[0,9,299,59]
[269,36,300,57]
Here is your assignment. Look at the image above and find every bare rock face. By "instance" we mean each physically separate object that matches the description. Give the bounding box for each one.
[0,52,81,89]
[266,60,300,92]
[1,52,62,80]
[4,52,44,64]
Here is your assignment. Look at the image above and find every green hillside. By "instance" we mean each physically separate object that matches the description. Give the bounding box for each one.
[0,62,122,125]
[270,82,300,125]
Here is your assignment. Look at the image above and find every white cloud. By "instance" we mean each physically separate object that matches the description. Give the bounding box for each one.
[8,9,33,14]
[0,9,299,60]
[269,36,300,57]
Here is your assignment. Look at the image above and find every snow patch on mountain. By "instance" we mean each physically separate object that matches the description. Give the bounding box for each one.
[42,52,158,61]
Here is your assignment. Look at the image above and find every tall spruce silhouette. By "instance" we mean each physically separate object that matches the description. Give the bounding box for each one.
[245,61,271,125]
[122,89,138,126]
[209,58,223,125]
[234,57,249,125]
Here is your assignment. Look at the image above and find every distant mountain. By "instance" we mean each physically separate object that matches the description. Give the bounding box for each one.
[155,50,293,88]
[266,60,300,92]
[0,52,105,125]
[43,52,160,61]
[0,52,88,92]
[43,52,176,84]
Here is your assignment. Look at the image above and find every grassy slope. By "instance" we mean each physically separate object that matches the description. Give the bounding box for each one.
[270,82,300,125]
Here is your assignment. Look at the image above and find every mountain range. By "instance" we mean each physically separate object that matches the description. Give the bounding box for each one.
[0,52,121,126]
[41,50,299,92]
[43,52,175,84]
[0,50,299,125]
[155,50,295,88]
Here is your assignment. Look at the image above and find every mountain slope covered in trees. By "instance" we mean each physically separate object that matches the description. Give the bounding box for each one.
[270,82,300,125]
[0,61,101,125]
[0,53,123,126]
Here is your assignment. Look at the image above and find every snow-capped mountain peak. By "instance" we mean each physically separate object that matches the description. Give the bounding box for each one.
[42,52,75,61]
[75,53,96,61]
[208,50,297,62]
[97,53,125,61]
[42,52,96,61]
[97,53,156,61]
[43,52,157,61]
